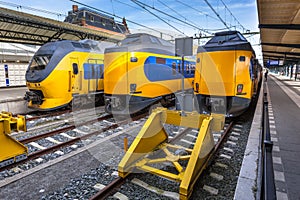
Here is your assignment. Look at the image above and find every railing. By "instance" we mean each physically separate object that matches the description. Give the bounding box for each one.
[259,83,276,200]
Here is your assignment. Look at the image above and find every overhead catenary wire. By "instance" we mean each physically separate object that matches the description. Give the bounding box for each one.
[131,0,211,35]
[157,0,210,36]
[203,0,230,30]
[219,0,248,32]
[174,0,219,22]
[131,0,187,36]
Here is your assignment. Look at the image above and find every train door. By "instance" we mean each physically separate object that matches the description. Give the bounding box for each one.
[70,57,79,93]
[86,59,99,93]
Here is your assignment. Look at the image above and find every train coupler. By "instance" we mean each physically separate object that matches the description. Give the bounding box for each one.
[0,111,28,168]
[118,107,224,199]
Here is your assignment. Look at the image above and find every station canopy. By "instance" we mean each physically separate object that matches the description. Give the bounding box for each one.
[257,0,300,66]
[0,7,125,45]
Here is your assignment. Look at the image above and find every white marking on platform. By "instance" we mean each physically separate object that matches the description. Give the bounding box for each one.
[274,171,285,182]
[131,178,179,199]
[269,120,275,125]
[231,132,240,136]
[215,162,228,169]
[269,116,274,120]
[203,185,218,195]
[186,134,197,139]
[180,139,194,145]
[270,125,276,129]
[220,154,231,159]
[113,192,129,200]
[226,141,236,146]
[270,130,277,135]
[29,142,46,150]
[273,145,280,152]
[273,156,282,164]
[223,147,234,153]
[73,128,88,135]
[45,137,62,144]
[276,191,288,200]
[210,172,223,181]
[93,183,105,191]
[271,137,278,142]
[60,133,76,139]
[229,136,238,141]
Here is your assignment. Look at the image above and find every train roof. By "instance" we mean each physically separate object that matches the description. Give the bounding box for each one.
[105,33,175,56]
[198,31,255,56]
[35,40,109,56]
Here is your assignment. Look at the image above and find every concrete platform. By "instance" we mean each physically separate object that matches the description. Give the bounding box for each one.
[266,74,300,200]
[0,86,32,113]
[235,73,300,200]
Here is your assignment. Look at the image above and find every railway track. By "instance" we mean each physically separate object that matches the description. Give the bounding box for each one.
[0,112,148,176]
[78,116,251,200]
[80,120,235,200]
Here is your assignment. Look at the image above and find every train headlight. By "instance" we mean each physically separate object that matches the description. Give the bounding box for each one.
[237,84,243,94]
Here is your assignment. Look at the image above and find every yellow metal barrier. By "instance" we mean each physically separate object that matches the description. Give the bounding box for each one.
[0,111,28,168]
[118,107,225,199]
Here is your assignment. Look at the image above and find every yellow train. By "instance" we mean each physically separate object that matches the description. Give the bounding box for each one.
[104,33,196,115]
[24,40,110,110]
[194,31,262,116]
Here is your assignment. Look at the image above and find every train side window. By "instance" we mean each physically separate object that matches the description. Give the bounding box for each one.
[172,62,176,75]
[178,63,181,73]
[239,56,245,62]
[156,57,166,64]
[72,63,78,75]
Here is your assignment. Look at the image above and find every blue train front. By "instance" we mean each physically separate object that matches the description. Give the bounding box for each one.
[104,33,195,115]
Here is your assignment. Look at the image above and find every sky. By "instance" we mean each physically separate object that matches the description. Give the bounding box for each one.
[0,0,262,62]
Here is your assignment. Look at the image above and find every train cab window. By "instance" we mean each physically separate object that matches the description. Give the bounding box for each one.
[72,63,78,75]
[150,36,159,44]
[239,56,245,62]
[172,62,176,75]
[29,55,52,70]
[178,63,181,73]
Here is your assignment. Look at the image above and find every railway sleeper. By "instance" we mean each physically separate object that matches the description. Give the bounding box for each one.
[118,107,225,199]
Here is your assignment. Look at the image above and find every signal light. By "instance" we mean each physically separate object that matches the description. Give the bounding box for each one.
[237,84,243,93]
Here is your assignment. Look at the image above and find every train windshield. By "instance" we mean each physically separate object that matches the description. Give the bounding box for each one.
[120,37,141,46]
[29,55,52,70]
